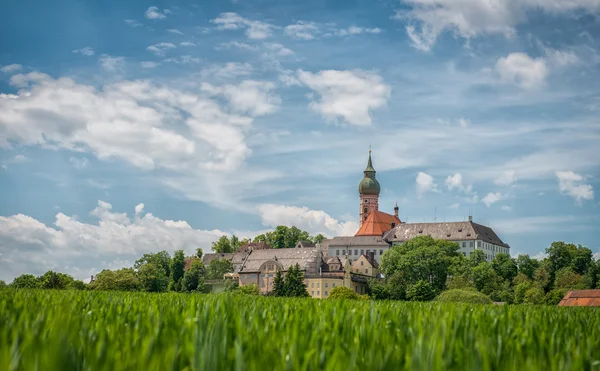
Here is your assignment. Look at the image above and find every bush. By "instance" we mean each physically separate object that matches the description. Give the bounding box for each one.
[328,286,360,300]
[435,289,493,304]
[237,284,260,296]
[544,289,567,306]
[406,280,436,302]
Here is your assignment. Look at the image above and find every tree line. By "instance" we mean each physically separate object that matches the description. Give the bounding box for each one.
[371,237,599,304]
[211,225,326,253]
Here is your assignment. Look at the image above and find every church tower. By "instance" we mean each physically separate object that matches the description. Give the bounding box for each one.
[358,149,381,226]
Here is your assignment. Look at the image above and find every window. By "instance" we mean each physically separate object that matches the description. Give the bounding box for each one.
[325,283,328,288]
[361,261,364,266]
[333,283,336,287]
[336,250,339,256]
[268,274,273,278]
[365,269,369,274]
[355,250,358,256]
[317,291,320,295]
[366,249,370,254]
[325,291,328,296]
[261,274,265,278]
[462,252,466,256]
[361,250,364,255]
[477,241,481,248]
[462,242,466,247]
[364,199,368,203]
[311,283,314,288]
[469,242,473,247]
[317,283,320,288]
[380,250,384,255]
[312,291,314,295]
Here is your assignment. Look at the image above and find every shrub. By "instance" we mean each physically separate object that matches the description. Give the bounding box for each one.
[435,289,493,304]
[328,286,360,300]
[406,280,435,302]
[544,289,567,306]
[237,284,260,296]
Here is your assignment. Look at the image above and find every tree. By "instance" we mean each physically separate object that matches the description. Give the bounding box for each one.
[230,235,241,252]
[238,284,260,295]
[544,289,567,306]
[182,260,205,292]
[283,263,309,297]
[368,279,392,300]
[138,263,169,292]
[435,289,492,304]
[523,287,544,304]
[169,250,186,291]
[196,248,204,259]
[38,271,75,290]
[406,280,435,301]
[68,280,87,290]
[0,280,6,289]
[513,272,531,286]
[533,266,552,292]
[273,269,285,297]
[206,259,234,280]
[554,268,586,290]
[491,253,518,282]
[212,236,233,253]
[546,241,577,274]
[89,268,140,291]
[135,251,171,278]
[516,254,540,279]
[514,282,532,304]
[571,246,593,275]
[472,263,502,296]
[468,250,487,267]
[312,234,326,244]
[10,274,40,289]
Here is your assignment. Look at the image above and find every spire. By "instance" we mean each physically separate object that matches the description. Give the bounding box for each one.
[364,147,375,173]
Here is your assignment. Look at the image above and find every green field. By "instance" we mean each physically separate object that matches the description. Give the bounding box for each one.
[1,290,599,370]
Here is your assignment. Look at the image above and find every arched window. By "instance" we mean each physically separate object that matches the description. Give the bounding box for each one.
[363,207,368,213]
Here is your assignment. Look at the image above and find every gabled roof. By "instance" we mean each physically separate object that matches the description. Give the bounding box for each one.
[558,290,600,306]
[238,241,272,252]
[201,253,236,267]
[382,221,510,248]
[295,240,315,248]
[238,248,321,274]
[355,211,401,237]
[327,235,388,247]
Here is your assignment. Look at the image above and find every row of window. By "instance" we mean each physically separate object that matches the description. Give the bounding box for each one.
[461,251,498,261]
[335,249,384,256]
[311,282,336,288]
[312,291,328,296]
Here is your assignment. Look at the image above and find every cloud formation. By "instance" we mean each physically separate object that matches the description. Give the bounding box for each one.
[556,171,594,203]
[495,53,549,89]
[297,69,391,126]
[145,6,170,20]
[211,12,276,39]
[72,47,95,56]
[416,172,436,198]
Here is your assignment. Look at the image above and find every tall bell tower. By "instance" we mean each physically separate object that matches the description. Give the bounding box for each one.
[357,149,381,226]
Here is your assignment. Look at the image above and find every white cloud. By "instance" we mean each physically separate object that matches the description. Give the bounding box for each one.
[398,0,600,51]
[416,172,437,198]
[200,62,253,80]
[216,41,258,51]
[1,64,22,73]
[544,47,580,67]
[167,29,184,35]
[444,173,472,193]
[495,170,517,186]
[124,19,142,28]
[145,6,169,20]
[0,72,276,173]
[495,53,549,89]
[482,192,506,207]
[264,43,294,57]
[147,42,176,56]
[72,47,95,56]
[135,203,145,214]
[163,55,202,65]
[556,171,594,203]
[284,21,321,40]
[458,118,470,128]
[140,61,161,68]
[334,26,382,36]
[13,154,28,163]
[69,157,89,169]
[180,41,195,47]
[0,201,228,281]
[296,69,391,126]
[201,80,281,116]
[211,12,276,39]
[99,55,125,72]
[257,204,359,237]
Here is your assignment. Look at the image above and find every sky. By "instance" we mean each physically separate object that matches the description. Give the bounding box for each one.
[1,0,599,282]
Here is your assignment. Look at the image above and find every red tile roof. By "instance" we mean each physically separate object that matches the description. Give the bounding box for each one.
[355,211,401,237]
[558,290,600,307]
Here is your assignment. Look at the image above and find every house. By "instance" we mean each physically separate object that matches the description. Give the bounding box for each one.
[558,290,600,306]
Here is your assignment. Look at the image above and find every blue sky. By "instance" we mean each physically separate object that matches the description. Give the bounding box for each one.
[1,0,599,281]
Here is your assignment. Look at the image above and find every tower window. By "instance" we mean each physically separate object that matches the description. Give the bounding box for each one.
[364,199,368,203]
[363,207,368,213]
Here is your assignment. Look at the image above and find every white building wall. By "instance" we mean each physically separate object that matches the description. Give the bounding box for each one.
[328,245,389,265]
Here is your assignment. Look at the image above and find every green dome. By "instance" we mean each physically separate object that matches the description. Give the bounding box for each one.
[358,176,380,195]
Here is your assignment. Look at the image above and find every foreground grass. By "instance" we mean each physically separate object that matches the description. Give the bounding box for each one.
[1,290,599,370]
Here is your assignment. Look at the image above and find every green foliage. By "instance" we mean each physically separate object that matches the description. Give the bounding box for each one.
[328,286,360,300]
[182,261,205,292]
[381,236,460,292]
[1,290,600,370]
[554,268,587,290]
[544,289,567,306]
[445,275,475,291]
[67,280,87,290]
[196,248,203,259]
[206,259,234,280]
[406,280,435,302]
[282,263,309,297]
[169,250,186,291]
[435,289,493,304]
[0,280,6,289]
[252,226,318,249]
[88,268,140,291]
[523,287,545,305]
[368,280,391,300]
[134,251,171,278]
[472,263,502,296]
[516,254,540,279]
[37,271,75,290]
[491,253,518,282]
[533,266,551,292]
[272,269,284,297]
[513,272,531,286]
[212,235,233,253]
[237,284,260,296]
[137,263,169,292]
[514,282,532,304]
[10,274,40,289]
[386,272,408,300]
[468,250,487,267]
[312,234,326,244]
